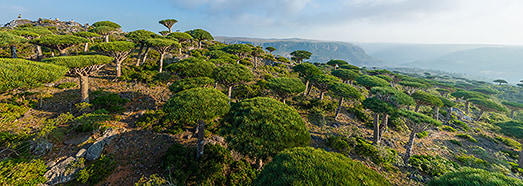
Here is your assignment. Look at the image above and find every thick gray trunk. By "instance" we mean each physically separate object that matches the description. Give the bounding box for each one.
[466,101,470,114]
[404,130,417,164]
[256,158,263,170]
[306,83,313,96]
[115,60,122,78]
[196,120,205,159]
[79,75,89,103]
[511,110,515,120]
[135,43,144,66]
[373,113,380,144]
[83,43,89,52]
[334,97,343,120]
[104,35,109,42]
[140,47,149,65]
[378,113,388,140]
[36,45,42,59]
[59,49,67,56]
[303,80,309,96]
[11,45,17,58]
[434,107,440,121]
[283,98,286,104]
[319,91,325,100]
[159,53,164,72]
[228,86,232,100]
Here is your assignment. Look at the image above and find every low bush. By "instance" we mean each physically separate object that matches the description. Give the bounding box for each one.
[71,109,113,132]
[457,133,477,143]
[91,91,129,113]
[416,131,428,139]
[449,139,462,146]
[162,143,258,186]
[57,82,77,89]
[456,154,487,168]
[0,103,29,124]
[409,155,459,177]
[352,137,397,164]
[76,154,117,185]
[450,119,469,131]
[496,121,523,139]
[496,136,522,150]
[428,167,523,186]
[442,125,457,132]
[135,109,182,134]
[0,158,47,185]
[327,136,350,155]
[254,147,391,186]
[135,174,169,186]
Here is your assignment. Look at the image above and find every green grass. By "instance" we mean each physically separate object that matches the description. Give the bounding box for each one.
[457,133,478,143]
[429,167,523,186]
[496,121,523,140]
[496,136,522,150]
[442,125,457,132]
[0,159,47,185]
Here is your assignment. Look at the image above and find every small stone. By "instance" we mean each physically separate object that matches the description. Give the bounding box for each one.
[75,148,87,158]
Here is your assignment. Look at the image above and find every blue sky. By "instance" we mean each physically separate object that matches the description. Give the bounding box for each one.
[2,0,523,45]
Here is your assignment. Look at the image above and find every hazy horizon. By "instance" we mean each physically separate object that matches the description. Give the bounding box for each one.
[3,0,523,45]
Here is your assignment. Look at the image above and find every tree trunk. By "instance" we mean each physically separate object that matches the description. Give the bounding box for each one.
[79,75,89,103]
[378,113,388,140]
[466,101,470,114]
[282,98,286,104]
[104,35,109,42]
[334,97,343,120]
[36,45,42,59]
[404,129,417,165]
[373,113,380,144]
[446,107,452,124]
[519,149,523,169]
[198,41,202,49]
[511,110,515,120]
[159,53,164,72]
[51,51,55,57]
[140,46,150,65]
[475,109,484,121]
[196,119,205,159]
[114,60,122,78]
[59,49,67,56]
[135,43,144,66]
[83,43,89,52]
[414,104,421,112]
[256,158,263,170]
[10,45,17,58]
[303,80,309,97]
[319,91,325,100]
[228,86,233,100]
[434,107,439,121]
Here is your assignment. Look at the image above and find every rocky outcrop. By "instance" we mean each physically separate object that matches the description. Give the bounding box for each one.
[44,157,82,185]
[85,140,105,161]
[30,140,53,155]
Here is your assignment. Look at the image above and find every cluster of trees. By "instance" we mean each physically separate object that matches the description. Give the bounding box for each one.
[2,17,523,185]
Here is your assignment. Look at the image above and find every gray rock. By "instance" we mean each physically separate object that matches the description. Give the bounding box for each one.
[44,157,81,185]
[75,148,87,158]
[102,128,118,145]
[85,140,105,161]
[31,140,53,155]
[64,135,91,146]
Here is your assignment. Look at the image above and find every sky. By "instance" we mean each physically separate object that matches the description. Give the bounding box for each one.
[2,0,523,45]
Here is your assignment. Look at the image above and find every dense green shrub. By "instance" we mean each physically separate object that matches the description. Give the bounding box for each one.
[135,174,168,186]
[162,143,258,185]
[223,97,310,162]
[0,58,67,93]
[134,109,182,134]
[496,136,522,150]
[442,125,457,132]
[449,139,462,146]
[409,155,459,177]
[428,167,523,186]
[91,91,129,113]
[456,154,488,167]
[496,121,523,139]
[57,82,77,89]
[457,133,478,143]
[450,119,469,131]
[76,154,117,185]
[254,147,391,186]
[352,137,397,164]
[169,77,215,94]
[327,136,350,155]
[0,159,47,185]
[71,109,113,132]
[416,131,429,139]
[0,103,29,124]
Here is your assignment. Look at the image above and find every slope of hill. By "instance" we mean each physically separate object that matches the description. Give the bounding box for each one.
[215,36,383,67]
[359,43,523,84]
